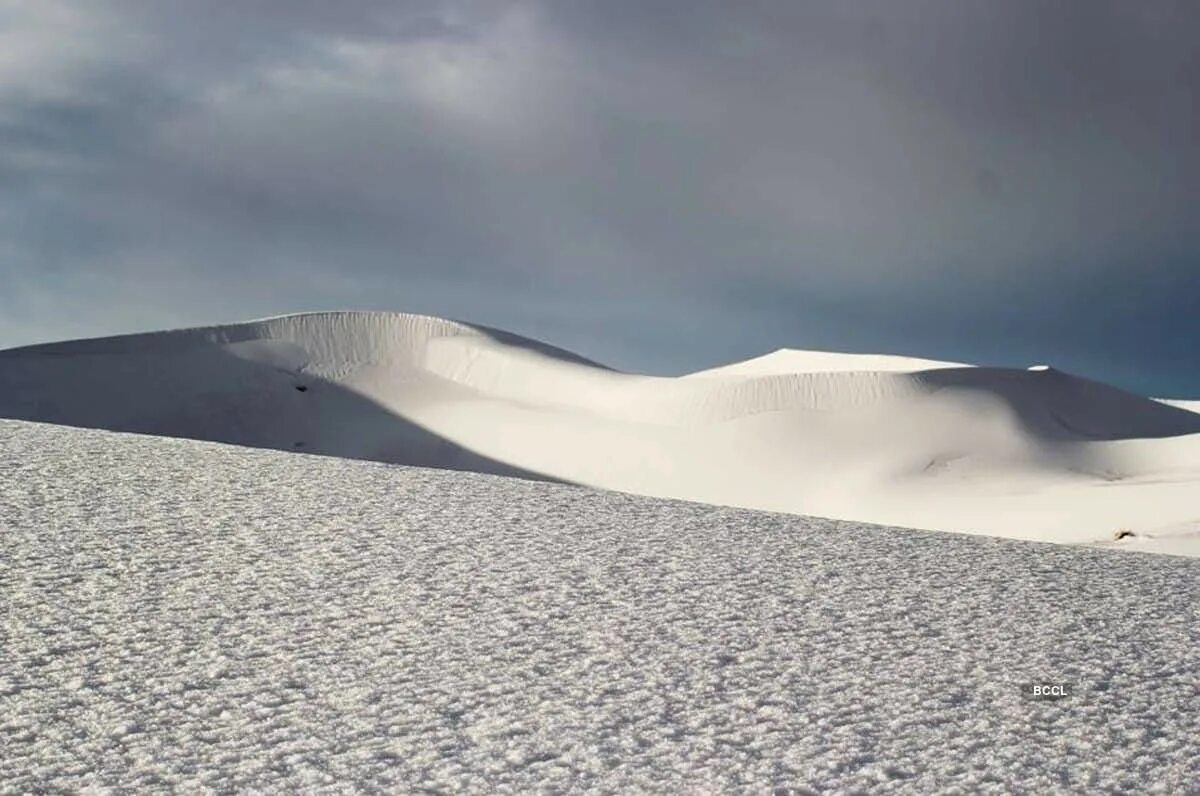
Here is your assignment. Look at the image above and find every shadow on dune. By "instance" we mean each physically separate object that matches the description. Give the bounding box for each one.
[0,343,567,484]
[912,366,1200,441]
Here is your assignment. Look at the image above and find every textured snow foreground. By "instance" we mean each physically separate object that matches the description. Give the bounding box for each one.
[3,421,1199,792]
[3,311,1200,556]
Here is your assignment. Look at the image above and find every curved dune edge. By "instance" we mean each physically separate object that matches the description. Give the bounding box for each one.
[2,310,1199,555]
[1157,397,1200,415]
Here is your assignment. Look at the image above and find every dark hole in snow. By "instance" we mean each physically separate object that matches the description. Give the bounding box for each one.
[295,385,308,392]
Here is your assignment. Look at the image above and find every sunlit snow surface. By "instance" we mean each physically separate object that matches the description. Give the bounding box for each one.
[2,419,1198,792]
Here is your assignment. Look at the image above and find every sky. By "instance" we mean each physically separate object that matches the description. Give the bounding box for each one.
[1,0,1197,395]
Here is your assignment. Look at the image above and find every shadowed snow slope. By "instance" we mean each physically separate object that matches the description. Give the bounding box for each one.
[2,311,1199,553]
[2,420,1199,791]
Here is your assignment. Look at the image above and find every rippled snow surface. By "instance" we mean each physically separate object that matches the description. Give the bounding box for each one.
[2,420,1198,792]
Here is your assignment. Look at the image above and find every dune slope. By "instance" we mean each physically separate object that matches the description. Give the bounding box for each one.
[3,420,1199,791]
[2,311,1198,552]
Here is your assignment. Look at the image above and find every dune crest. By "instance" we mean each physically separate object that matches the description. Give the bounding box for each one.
[3,310,1199,554]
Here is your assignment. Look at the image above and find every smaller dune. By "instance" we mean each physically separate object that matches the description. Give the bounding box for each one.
[685,348,969,377]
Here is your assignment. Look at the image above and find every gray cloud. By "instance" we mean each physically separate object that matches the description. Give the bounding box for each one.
[1,0,1197,393]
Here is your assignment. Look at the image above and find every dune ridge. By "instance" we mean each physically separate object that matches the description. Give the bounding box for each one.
[2,310,1199,554]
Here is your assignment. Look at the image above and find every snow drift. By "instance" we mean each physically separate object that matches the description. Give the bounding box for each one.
[6,419,1199,791]
[2,311,1199,553]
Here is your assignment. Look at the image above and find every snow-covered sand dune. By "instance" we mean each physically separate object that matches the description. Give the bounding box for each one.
[2,420,1198,791]
[2,311,1199,554]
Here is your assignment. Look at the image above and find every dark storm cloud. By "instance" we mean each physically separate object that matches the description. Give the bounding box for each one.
[1,0,1197,393]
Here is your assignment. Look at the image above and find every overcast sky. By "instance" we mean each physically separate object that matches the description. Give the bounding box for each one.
[2,0,1197,393]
